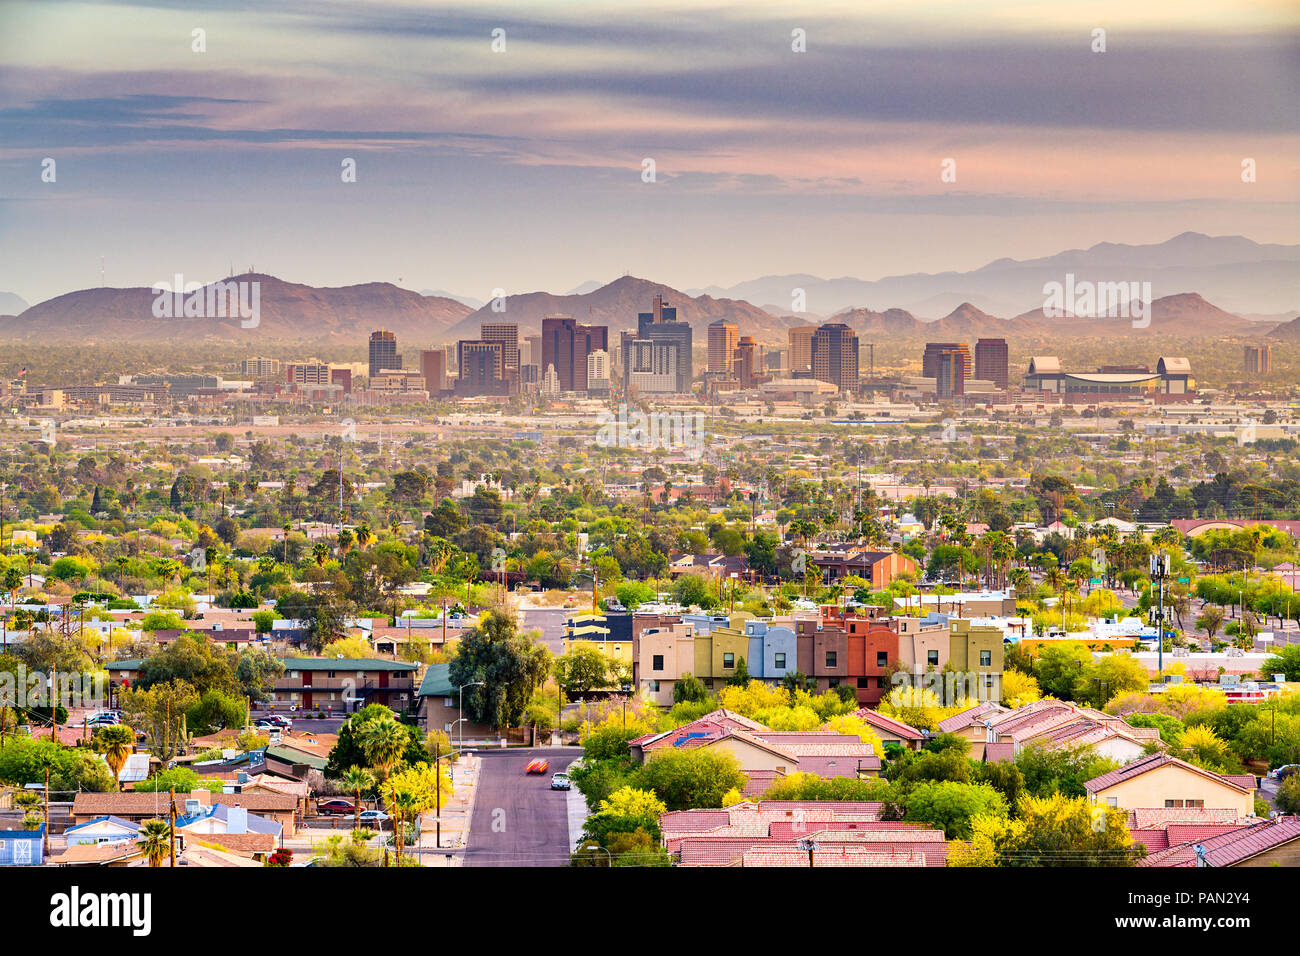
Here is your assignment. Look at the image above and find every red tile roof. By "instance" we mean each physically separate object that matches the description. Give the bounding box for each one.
[1139,817,1300,867]
[849,708,926,740]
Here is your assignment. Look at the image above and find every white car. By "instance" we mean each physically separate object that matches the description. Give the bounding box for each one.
[359,809,390,822]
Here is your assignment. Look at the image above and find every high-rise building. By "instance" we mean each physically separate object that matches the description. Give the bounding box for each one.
[587,350,611,396]
[419,348,447,395]
[708,320,739,376]
[456,340,506,395]
[811,323,858,393]
[480,323,520,371]
[732,336,761,387]
[627,338,679,393]
[285,360,331,386]
[1244,344,1272,378]
[935,347,966,399]
[923,342,971,380]
[789,325,817,373]
[240,357,280,380]
[368,330,401,379]
[542,315,609,392]
[974,338,1009,389]
[634,294,692,393]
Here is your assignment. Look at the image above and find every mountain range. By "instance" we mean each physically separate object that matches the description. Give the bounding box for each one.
[0,234,1294,345]
[688,233,1299,318]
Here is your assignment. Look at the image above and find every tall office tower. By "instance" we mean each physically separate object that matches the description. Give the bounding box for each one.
[240,356,280,380]
[922,341,971,380]
[974,337,1009,389]
[456,340,505,395]
[480,322,520,371]
[541,314,608,392]
[419,348,447,395]
[286,360,331,386]
[587,350,611,395]
[523,334,542,368]
[732,336,760,387]
[811,322,859,393]
[1244,344,1272,378]
[627,338,679,393]
[935,346,966,398]
[788,325,817,373]
[368,330,401,379]
[708,320,739,375]
[635,295,693,393]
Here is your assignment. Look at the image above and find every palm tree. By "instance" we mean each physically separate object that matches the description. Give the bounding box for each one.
[312,541,329,568]
[356,715,407,782]
[355,524,373,550]
[282,522,292,563]
[337,527,355,555]
[95,724,136,790]
[340,766,375,832]
[136,819,172,866]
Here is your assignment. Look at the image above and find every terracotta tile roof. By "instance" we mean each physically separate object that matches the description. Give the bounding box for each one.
[52,840,145,865]
[848,709,926,740]
[1085,753,1253,796]
[983,742,1015,763]
[73,791,297,817]
[675,826,948,866]
[740,844,931,867]
[1139,817,1300,867]
[937,702,1005,733]
[1128,807,1246,829]
[191,832,278,855]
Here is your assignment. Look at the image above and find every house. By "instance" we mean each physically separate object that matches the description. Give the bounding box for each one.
[0,824,43,866]
[984,700,1157,764]
[849,709,926,751]
[417,662,495,742]
[51,839,146,867]
[1084,753,1257,815]
[1139,817,1300,867]
[807,546,917,588]
[64,815,140,846]
[936,702,1010,758]
[661,801,948,867]
[271,657,417,714]
[71,789,300,837]
[174,802,281,860]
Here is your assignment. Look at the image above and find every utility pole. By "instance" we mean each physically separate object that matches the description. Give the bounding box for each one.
[1149,553,1170,679]
[168,787,176,867]
[43,766,50,857]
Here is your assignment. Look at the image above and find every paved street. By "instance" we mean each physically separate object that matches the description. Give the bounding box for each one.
[519,606,575,654]
[463,747,583,867]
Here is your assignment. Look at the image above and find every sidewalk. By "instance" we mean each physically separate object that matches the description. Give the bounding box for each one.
[414,752,481,866]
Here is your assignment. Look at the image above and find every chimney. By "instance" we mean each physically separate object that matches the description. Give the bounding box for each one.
[190,788,211,807]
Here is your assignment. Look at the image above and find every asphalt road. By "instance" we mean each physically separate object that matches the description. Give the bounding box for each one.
[519,606,574,654]
[463,747,581,867]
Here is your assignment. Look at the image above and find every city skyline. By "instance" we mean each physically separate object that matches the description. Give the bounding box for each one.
[2,0,1297,305]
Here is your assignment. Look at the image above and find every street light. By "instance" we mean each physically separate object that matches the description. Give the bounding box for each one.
[457,681,484,755]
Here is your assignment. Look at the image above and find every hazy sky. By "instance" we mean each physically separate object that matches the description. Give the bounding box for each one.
[1,0,1297,305]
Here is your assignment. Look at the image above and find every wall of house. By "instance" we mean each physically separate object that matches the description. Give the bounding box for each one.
[1092,764,1254,815]
[1235,841,1300,867]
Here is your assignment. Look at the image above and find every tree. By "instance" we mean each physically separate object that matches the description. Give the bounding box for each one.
[1276,775,1300,815]
[448,609,551,728]
[340,766,375,831]
[672,673,710,704]
[324,705,425,779]
[627,748,746,811]
[951,793,1144,867]
[1262,644,1300,682]
[119,679,199,760]
[357,713,410,782]
[136,819,173,867]
[1001,668,1041,708]
[901,781,1007,840]
[1015,743,1117,799]
[553,645,612,698]
[136,633,240,696]
[93,724,136,791]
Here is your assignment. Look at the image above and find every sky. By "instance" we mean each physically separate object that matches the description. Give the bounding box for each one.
[1,0,1297,306]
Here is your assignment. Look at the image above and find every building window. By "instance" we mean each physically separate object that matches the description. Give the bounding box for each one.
[1106,797,1117,808]
[876,651,888,667]
[927,650,939,666]
[652,654,664,671]
[774,653,786,669]
[648,681,660,692]
[825,651,837,668]
[979,650,992,667]
[857,678,870,688]
[1164,799,1206,809]
[723,653,735,668]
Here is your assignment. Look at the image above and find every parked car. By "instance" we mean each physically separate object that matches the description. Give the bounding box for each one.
[525,758,549,774]
[316,799,356,816]
[1269,764,1300,780]
[359,809,389,822]
[550,773,570,791]
[87,713,119,726]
